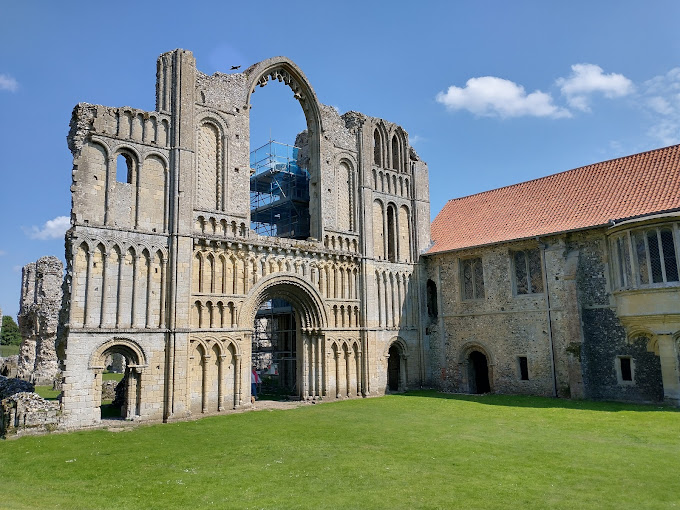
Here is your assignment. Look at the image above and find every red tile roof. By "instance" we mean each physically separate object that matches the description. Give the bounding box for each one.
[429,144,680,254]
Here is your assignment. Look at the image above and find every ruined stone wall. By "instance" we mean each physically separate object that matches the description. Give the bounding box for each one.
[59,49,431,430]
[17,256,63,385]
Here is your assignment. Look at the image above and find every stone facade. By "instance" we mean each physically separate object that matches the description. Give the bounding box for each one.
[17,256,63,385]
[59,50,431,429]
[423,216,680,405]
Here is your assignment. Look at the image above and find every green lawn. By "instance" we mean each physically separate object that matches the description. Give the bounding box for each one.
[102,371,124,382]
[0,344,20,357]
[0,392,678,509]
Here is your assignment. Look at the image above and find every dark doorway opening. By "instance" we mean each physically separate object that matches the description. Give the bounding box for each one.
[387,345,400,391]
[468,350,490,394]
[252,298,298,399]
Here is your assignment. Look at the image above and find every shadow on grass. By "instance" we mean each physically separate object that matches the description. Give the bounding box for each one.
[395,390,678,413]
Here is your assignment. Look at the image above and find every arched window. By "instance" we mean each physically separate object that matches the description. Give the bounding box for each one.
[116,153,134,184]
[373,129,382,166]
[391,135,399,171]
[387,205,396,263]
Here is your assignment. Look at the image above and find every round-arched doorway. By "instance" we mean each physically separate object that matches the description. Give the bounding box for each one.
[468,350,490,394]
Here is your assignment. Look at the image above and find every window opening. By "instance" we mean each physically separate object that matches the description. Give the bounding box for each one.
[462,258,484,300]
[116,154,132,183]
[518,356,529,380]
[249,141,310,239]
[373,130,381,166]
[252,298,297,397]
[426,279,438,318]
[632,228,679,286]
[387,206,396,262]
[391,135,399,171]
[514,249,543,295]
[661,229,679,281]
[619,357,632,382]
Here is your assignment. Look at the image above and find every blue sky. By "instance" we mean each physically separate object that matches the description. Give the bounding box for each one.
[1,0,679,318]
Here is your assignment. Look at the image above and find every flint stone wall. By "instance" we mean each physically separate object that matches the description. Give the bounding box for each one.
[18,256,64,385]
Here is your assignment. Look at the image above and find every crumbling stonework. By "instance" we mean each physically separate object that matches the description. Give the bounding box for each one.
[0,376,58,437]
[17,256,63,385]
[59,50,431,429]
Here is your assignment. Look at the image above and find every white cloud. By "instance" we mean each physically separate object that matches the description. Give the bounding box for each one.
[436,76,570,119]
[0,250,5,256]
[0,73,18,92]
[556,64,634,112]
[409,134,424,146]
[639,68,680,146]
[25,216,70,240]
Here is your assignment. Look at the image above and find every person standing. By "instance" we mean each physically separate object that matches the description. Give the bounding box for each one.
[251,367,260,404]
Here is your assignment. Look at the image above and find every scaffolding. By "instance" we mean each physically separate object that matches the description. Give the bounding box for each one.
[250,140,310,239]
[252,299,297,395]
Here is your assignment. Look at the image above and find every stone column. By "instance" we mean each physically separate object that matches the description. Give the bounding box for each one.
[145,254,153,328]
[658,335,680,404]
[159,256,167,328]
[310,336,317,397]
[301,334,309,399]
[84,249,94,327]
[131,254,140,328]
[315,335,322,398]
[234,353,242,407]
[99,252,108,328]
[400,354,407,391]
[201,355,208,413]
[218,354,226,411]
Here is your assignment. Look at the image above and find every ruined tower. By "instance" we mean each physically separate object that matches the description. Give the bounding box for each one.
[17,256,63,385]
[60,50,431,428]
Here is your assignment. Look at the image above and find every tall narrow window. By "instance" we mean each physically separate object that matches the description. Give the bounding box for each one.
[633,228,679,285]
[661,229,679,281]
[373,129,382,166]
[391,135,399,171]
[461,258,484,300]
[426,279,438,318]
[116,154,133,183]
[513,249,543,295]
[387,205,396,262]
[518,356,529,380]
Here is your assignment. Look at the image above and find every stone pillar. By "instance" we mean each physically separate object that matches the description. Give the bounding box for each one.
[301,334,309,399]
[159,257,167,328]
[658,335,680,404]
[218,354,226,411]
[145,254,153,328]
[234,353,242,407]
[100,252,108,328]
[84,250,95,327]
[131,254,140,328]
[201,355,208,413]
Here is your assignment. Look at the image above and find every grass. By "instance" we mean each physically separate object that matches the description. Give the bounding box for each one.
[102,371,124,382]
[34,386,60,400]
[0,392,678,509]
[0,344,20,357]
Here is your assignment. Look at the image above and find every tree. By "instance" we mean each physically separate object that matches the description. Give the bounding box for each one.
[1,316,22,346]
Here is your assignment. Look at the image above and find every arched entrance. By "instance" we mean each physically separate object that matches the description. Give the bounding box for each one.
[388,345,400,391]
[240,274,327,400]
[468,350,490,394]
[385,338,408,392]
[89,339,147,421]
